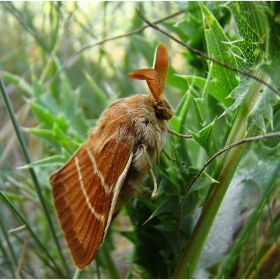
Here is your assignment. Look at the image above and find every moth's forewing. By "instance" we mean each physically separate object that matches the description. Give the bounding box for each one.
[50,137,133,269]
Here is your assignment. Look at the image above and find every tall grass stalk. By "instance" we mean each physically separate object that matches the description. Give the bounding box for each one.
[0,76,69,278]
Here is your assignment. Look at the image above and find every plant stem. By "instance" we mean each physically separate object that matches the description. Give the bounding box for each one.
[173,70,268,278]
[73,268,84,279]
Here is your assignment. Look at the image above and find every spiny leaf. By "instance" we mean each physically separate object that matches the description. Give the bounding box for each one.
[183,166,219,195]
[28,100,67,130]
[1,71,33,95]
[225,2,267,43]
[177,75,206,89]
[189,119,215,155]
[199,2,238,106]
[247,88,277,132]
[144,197,179,224]
[192,97,207,128]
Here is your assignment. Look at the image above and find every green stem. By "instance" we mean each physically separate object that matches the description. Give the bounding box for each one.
[173,70,268,278]
[97,241,120,279]
[73,269,84,279]
[0,76,70,277]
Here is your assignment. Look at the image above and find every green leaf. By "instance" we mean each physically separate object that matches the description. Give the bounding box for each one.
[192,97,207,128]
[167,66,189,92]
[221,75,248,116]
[85,72,107,103]
[183,166,219,195]
[177,75,206,89]
[24,127,61,152]
[190,119,215,155]
[1,191,29,202]
[18,154,67,169]
[30,64,43,99]
[220,2,278,128]
[33,90,60,116]
[1,71,33,95]
[169,115,182,133]
[247,88,277,132]
[170,85,192,135]
[260,9,280,87]
[52,123,80,152]
[59,73,88,140]
[225,2,268,43]
[144,197,179,224]
[199,2,238,106]
[130,35,156,66]
[6,175,37,198]
[28,100,62,129]
[174,16,203,48]
[59,73,78,118]
[67,108,89,142]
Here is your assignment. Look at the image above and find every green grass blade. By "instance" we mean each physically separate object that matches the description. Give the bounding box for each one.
[2,2,49,52]
[0,217,16,278]
[0,76,70,277]
[0,191,64,278]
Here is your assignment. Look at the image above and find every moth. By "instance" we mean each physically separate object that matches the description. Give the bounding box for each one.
[50,43,183,269]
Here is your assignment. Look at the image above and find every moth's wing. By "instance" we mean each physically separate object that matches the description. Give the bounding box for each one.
[49,138,134,269]
[127,43,168,100]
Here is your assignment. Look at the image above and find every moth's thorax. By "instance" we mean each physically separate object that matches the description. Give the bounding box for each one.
[90,94,173,156]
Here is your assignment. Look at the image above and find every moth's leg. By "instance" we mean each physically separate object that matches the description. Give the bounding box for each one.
[149,169,157,198]
[162,149,176,162]
[156,147,160,166]
[162,149,186,166]
[168,128,192,139]
[137,186,152,197]
[146,122,161,166]
[133,144,151,170]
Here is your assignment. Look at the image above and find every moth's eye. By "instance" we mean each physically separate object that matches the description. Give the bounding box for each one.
[155,108,164,119]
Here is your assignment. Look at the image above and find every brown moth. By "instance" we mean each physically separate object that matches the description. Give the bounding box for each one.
[49,43,176,269]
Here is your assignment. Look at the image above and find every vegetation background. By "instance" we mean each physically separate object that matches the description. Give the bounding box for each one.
[0,1,280,279]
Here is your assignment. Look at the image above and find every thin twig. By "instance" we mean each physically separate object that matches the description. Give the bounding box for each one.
[177,132,280,250]
[162,149,176,162]
[137,10,280,97]
[49,9,185,83]
[15,232,30,279]
[168,128,192,139]
[8,225,26,234]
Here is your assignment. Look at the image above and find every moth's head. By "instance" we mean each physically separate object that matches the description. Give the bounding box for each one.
[128,43,173,121]
[148,94,173,121]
